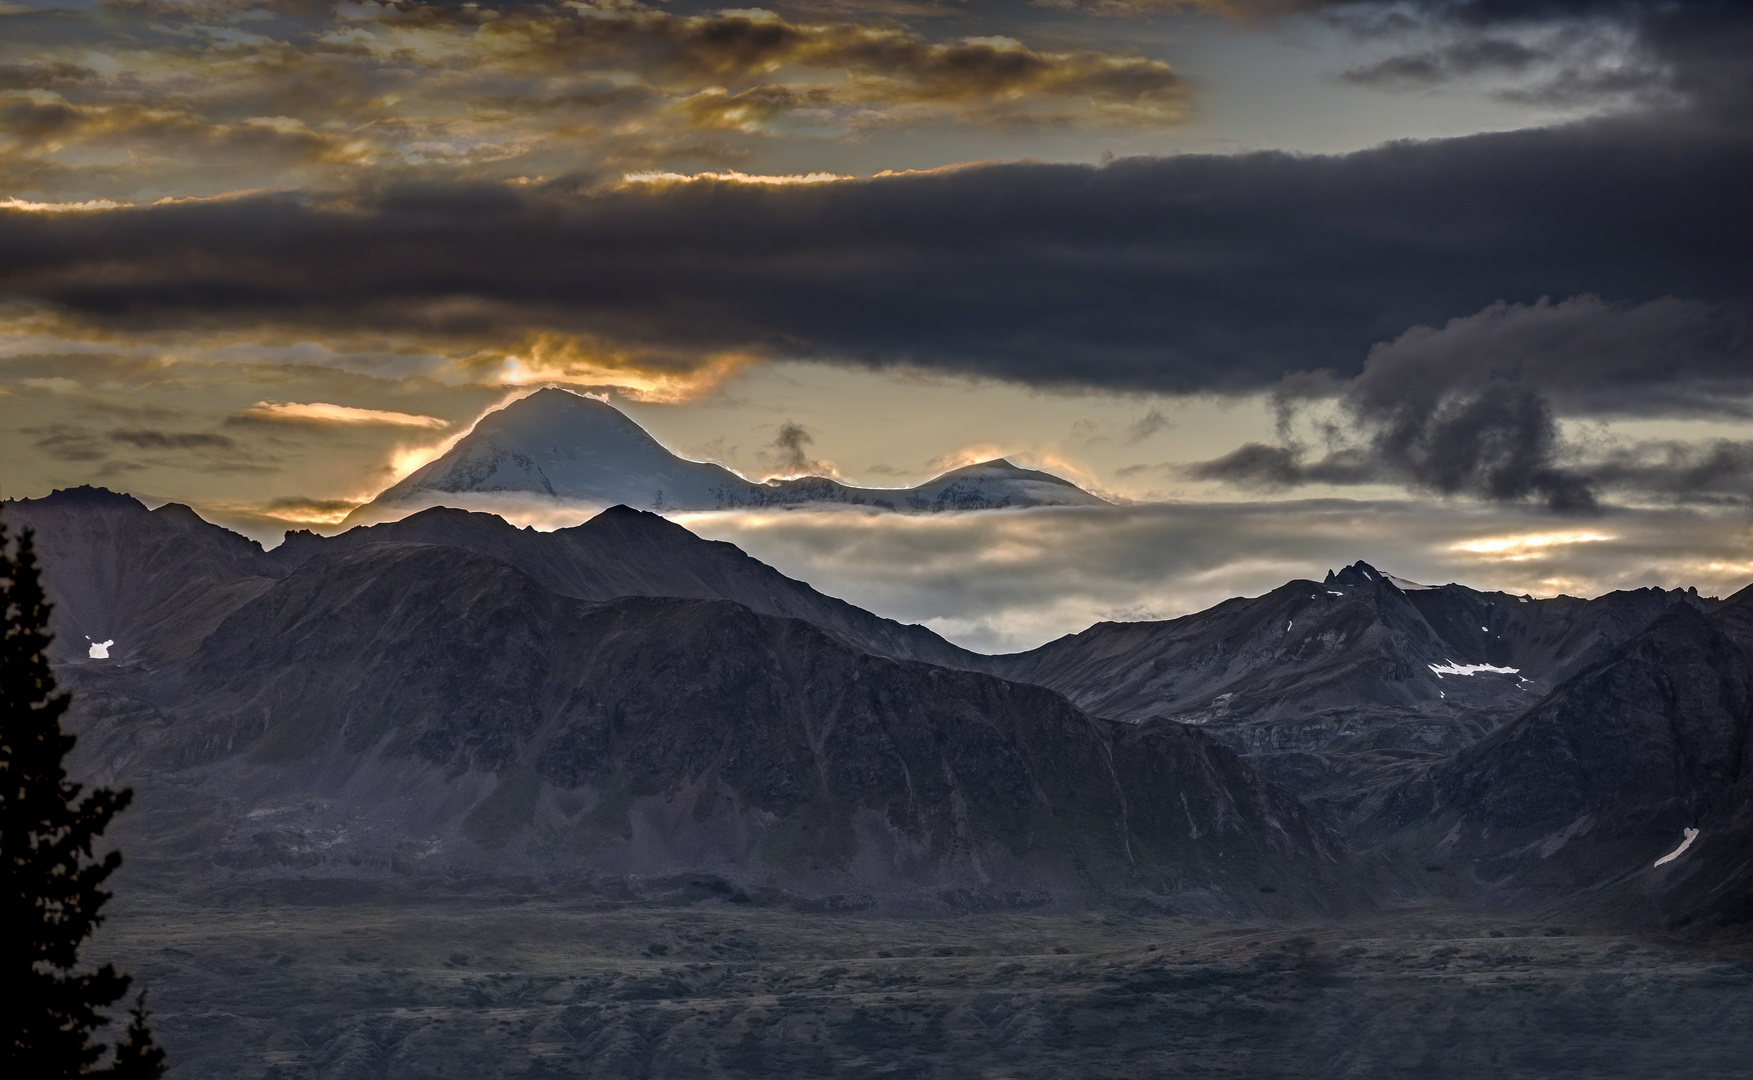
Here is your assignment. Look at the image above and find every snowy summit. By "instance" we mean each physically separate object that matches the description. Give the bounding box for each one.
[344,389,1107,525]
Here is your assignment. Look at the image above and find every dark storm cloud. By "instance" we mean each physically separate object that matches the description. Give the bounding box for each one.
[1331,293,1736,511]
[1360,381,1597,512]
[3,106,1746,395]
[1189,430,1753,508]
[1180,291,1749,511]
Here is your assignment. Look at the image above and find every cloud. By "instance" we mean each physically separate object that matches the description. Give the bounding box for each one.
[261,495,363,522]
[624,169,854,185]
[1185,442,1303,488]
[28,424,106,462]
[194,493,369,538]
[762,420,829,476]
[1032,0,1307,17]
[23,419,267,480]
[442,3,1189,117]
[1585,438,1753,505]
[1339,37,1551,89]
[1334,22,1678,112]
[1335,294,1735,512]
[1181,441,1383,490]
[1361,380,1597,512]
[1346,295,1725,410]
[237,401,450,428]
[104,429,237,450]
[1125,407,1173,443]
[1184,296,1745,512]
[2,118,1747,397]
[28,423,236,458]
[773,421,815,472]
[0,0,1191,202]
[1327,0,1752,116]
[677,499,1753,652]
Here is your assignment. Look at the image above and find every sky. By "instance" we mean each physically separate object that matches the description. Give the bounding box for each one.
[2,0,1751,652]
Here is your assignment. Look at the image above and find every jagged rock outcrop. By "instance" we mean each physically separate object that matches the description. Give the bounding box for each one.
[985,561,1712,818]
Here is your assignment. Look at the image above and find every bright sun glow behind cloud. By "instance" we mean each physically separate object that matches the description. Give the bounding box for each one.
[1451,532,1616,558]
[496,342,754,404]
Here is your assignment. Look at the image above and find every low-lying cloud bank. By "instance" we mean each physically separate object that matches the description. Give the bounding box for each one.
[676,501,1753,653]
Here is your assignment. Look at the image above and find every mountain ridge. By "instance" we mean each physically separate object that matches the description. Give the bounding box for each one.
[14,489,1753,924]
[22,498,1363,912]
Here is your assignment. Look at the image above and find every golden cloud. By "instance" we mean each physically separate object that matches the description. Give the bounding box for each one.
[240,401,451,427]
[484,334,757,404]
[0,0,1189,202]
[1450,531,1616,559]
[620,168,853,185]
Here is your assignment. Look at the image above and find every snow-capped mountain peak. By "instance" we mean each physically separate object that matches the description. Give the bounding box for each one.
[344,389,1107,525]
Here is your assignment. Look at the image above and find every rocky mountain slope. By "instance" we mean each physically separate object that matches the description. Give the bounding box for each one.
[1363,597,1753,928]
[7,488,978,671]
[16,487,1753,925]
[11,488,1356,913]
[8,485,280,665]
[280,504,982,671]
[344,388,1107,524]
[984,562,1711,815]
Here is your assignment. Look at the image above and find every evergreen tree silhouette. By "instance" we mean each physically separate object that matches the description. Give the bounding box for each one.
[1,515,164,1077]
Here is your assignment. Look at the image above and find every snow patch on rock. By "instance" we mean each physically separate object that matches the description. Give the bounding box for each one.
[1654,828,1699,867]
[1428,660,1520,677]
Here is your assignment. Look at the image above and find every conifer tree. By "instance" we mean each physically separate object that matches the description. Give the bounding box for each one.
[0,514,164,1077]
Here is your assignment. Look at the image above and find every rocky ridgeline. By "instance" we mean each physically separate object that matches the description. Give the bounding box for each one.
[9,487,1753,928]
[9,488,1357,916]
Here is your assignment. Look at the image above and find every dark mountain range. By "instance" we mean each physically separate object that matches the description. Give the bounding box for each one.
[9,487,1355,913]
[344,388,1107,525]
[281,504,982,671]
[13,486,1753,926]
[983,562,1711,815]
[7,488,979,671]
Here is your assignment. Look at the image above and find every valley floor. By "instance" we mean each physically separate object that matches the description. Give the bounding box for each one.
[98,886,1753,1080]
